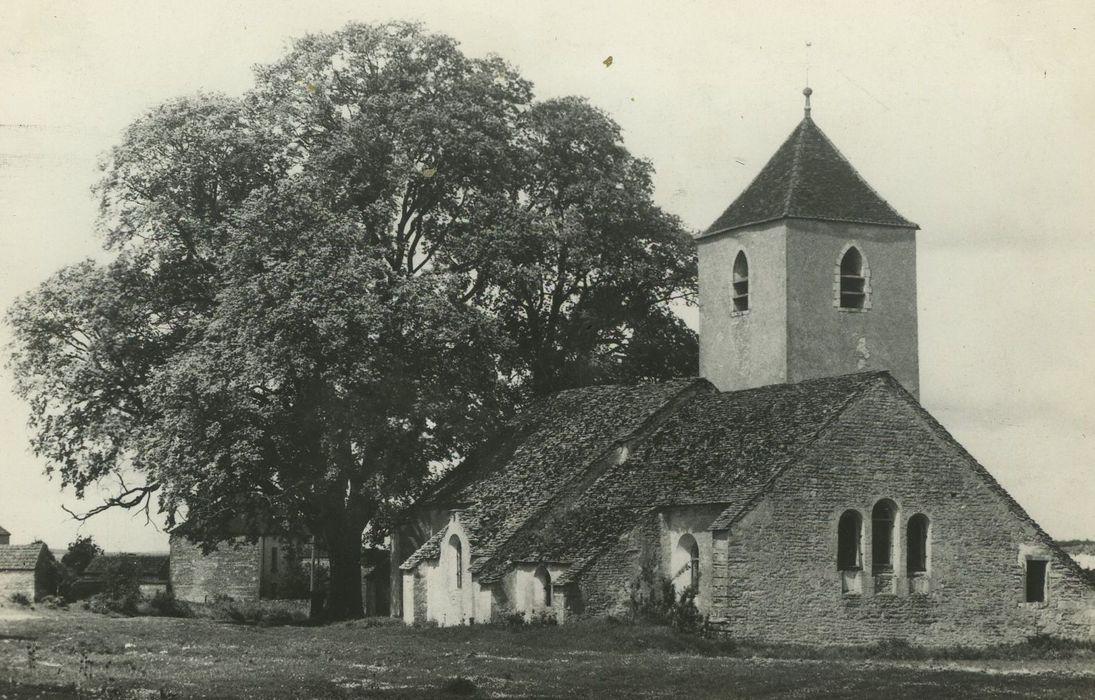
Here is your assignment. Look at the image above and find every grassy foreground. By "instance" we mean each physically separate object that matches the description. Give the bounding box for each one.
[1,607,1093,698]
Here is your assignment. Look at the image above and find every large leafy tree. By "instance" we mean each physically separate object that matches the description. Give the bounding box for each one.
[6,22,696,619]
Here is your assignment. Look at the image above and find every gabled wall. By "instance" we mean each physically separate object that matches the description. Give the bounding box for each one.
[709,382,1093,645]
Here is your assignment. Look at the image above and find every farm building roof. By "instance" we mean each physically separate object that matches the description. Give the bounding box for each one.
[700,115,917,238]
[83,553,169,582]
[0,525,10,537]
[0,543,51,571]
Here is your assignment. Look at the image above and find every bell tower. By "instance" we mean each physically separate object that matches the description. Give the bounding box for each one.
[697,88,920,397]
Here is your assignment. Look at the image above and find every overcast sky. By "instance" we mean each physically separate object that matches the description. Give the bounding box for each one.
[2,1,1094,553]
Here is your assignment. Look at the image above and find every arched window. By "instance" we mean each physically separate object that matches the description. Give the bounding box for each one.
[838,246,868,309]
[448,535,463,589]
[689,539,701,590]
[906,514,929,576]
[871,500,897,572]
[533,565,552,608]
[732,250,750,312]
[674,534,701,592]
[837,510,863,571]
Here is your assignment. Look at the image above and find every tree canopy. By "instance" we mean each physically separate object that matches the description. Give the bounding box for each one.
[6,21,696,619]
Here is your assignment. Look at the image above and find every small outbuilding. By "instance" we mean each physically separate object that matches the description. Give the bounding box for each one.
[0,543,57,602]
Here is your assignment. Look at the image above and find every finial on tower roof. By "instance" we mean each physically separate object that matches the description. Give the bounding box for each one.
[803,86,813,118]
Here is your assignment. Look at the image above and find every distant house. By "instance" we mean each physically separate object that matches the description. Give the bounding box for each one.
[170,520,309,603]
[0,525,10,546]
[79,553,170,598]
[0,543,57,601]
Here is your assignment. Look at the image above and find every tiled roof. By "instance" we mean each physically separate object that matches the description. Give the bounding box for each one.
[478,372,884,583]
[700,116,917,238]
[0,544,49,571]
[83,553,169,581]
[399,379,707,572]
[400,373,887,583]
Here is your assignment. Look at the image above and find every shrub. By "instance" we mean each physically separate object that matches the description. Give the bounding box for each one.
[9,592,31,607]
[528,609,558,626]
[668,586,704,634]
[85,591,138,616]
[199,596,307,625]
[38,594,68,610]
[148,590,191,618]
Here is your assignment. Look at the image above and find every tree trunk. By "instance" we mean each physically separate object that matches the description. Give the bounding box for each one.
[323,523,364,621]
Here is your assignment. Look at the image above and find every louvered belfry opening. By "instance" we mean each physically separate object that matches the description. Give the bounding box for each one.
[839,247,867,309]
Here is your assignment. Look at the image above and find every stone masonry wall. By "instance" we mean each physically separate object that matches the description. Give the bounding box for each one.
[170,535,261,603]
[709,383,1094,646]
[573,516,661,618]
[0,572,35,601]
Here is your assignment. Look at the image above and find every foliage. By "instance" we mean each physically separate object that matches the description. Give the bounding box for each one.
[60,536,103,575]
[627,546,676,622]
[5,21,698,620]
[198,595,308,626]
[667,586,704,634]
[145,590,191,618]
[439,676,479,696]
[8,592,31,607]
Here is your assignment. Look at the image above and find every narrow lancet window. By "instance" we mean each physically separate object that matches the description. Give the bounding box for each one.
[732,250,750,312]
[448,535,463,589]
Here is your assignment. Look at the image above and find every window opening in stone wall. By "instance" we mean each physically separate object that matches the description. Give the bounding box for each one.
[534,565,552,608]
[839,246,867,309]
[449,535,463,589]
[1025,560,1048,603]
[871,500,896,571]
[270,546,279,573]
[837,509,863,594]
[837,510,863,570]
[906,514,929,574]
[689,539,701,590]
[732,250,750,312]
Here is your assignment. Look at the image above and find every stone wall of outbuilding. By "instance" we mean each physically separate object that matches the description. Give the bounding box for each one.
[170,535,261,603]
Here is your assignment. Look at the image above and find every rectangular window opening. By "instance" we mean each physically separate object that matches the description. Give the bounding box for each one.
[1025,560,1047,603]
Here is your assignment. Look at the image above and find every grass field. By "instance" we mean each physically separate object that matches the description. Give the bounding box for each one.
[1,606,1093,698]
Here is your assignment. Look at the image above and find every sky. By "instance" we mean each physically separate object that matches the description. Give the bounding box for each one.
[1,0,1094,553]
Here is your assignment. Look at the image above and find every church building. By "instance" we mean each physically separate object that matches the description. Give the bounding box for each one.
[392,90,1095,646]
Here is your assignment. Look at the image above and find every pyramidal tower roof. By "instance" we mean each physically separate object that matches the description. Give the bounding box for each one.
[700,88,918,238]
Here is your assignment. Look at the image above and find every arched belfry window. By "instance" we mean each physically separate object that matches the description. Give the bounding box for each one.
[871,499,897,572]
[533,565,552,608]
[838,246,869,310]
[732,250,749,312]
[448,535,463,589]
